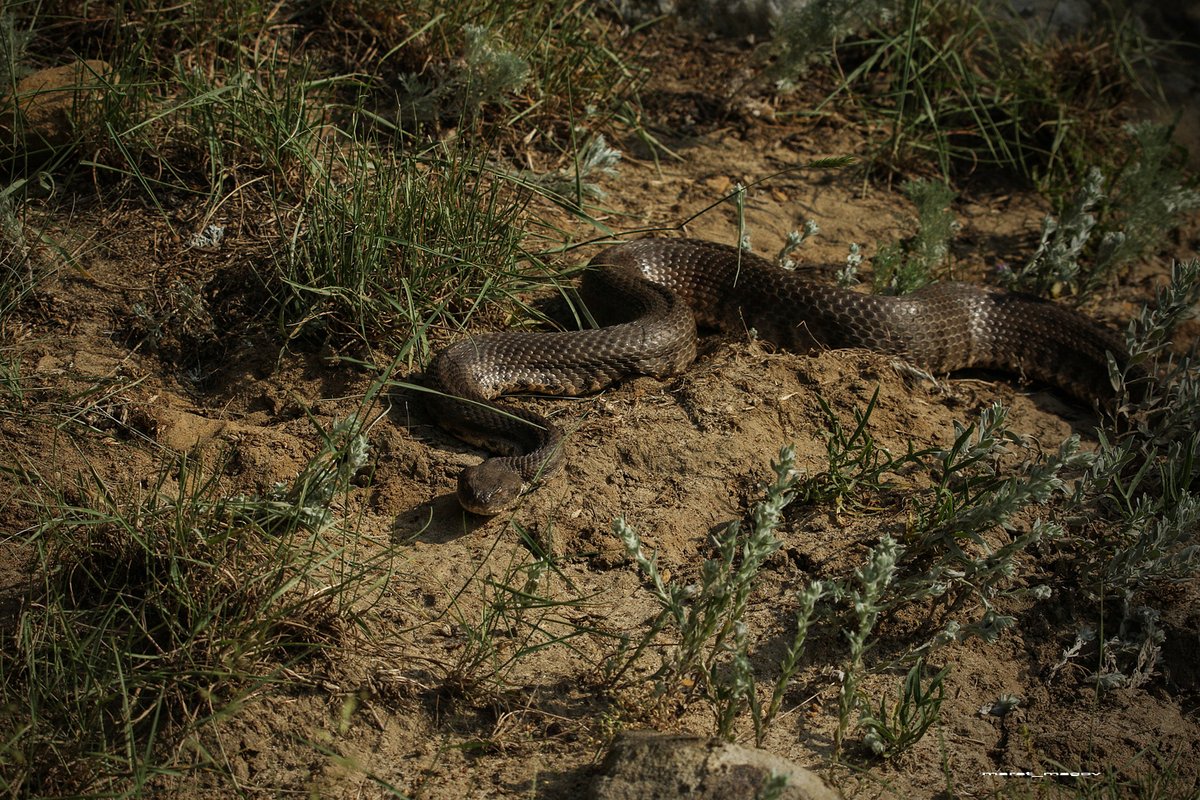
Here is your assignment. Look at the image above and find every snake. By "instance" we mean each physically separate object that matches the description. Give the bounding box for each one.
[426,237,1136,515]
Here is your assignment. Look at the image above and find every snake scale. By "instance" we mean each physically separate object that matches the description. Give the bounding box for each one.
[427,238,1134,515]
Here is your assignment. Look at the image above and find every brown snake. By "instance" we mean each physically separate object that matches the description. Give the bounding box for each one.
[427,238,1134,515]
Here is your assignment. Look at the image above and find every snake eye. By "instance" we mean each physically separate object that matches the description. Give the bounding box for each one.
[457,462,523,515]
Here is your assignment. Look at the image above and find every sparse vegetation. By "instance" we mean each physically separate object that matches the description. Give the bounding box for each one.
[0,0,1196,797]
[0,415,385,795]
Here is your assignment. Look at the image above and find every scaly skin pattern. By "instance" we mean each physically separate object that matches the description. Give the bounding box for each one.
[427,238,1135,515]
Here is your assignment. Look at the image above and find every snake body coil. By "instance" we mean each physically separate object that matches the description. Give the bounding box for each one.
[427,238,1132,514]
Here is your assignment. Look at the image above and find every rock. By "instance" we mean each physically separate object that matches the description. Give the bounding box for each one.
[0,59,114,162]
[590,730,841,800]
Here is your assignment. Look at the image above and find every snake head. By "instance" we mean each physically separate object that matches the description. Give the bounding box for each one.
[456,460,524,515]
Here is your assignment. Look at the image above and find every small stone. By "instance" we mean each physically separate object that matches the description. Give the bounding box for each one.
[702,175,732,194]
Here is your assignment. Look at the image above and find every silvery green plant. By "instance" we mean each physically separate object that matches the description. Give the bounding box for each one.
[1004,167,1115,297]
[767,0,888,89]
[1103,491,1199,605]
[1106,258,1200,443]
[1106,123,1200,269]
[897,407,1089,637]
[512,133,622,206]
[802,391,1086,648]
[1066,606,1165,692]
[1003,125,1200,298]
[713,621,755,740]
[1090,606,1164,690]
[979,693,1020,717]
[753,578,828,745]
[398,24,530,124]
[905,179,957,281]
[1056,259,1200,693]
[776,220,820,270]
[920,408,1091,539]
[836,242,863,287]
[873,179,957,295]
[461,24,530,105]
[613,446,800,736]
[835,534,902,754]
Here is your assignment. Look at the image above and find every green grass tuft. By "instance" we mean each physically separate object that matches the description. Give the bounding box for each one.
[271,139,542,362]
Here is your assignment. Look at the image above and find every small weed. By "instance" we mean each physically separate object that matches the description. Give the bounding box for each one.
[872,179,957,294]
[1004,167,1114,298]
[857,657,948,759]
[437,531,596,696]
[754,578,829,745]
[776,220,822,269]
[506,132,622,212]
[798,387,926,514]
[894,409,1089,647]
[1104,123,1200,269]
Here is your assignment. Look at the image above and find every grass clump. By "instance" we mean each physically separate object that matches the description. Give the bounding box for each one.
[0,417,384,796]
[382,0,643,137]
[273,140,540,361]
[0,184,34,403]
[7,0,642,211]
[0,186,31,326]
[435,530,598,698]
[0,9,33,87]
[771,0,1160,184]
